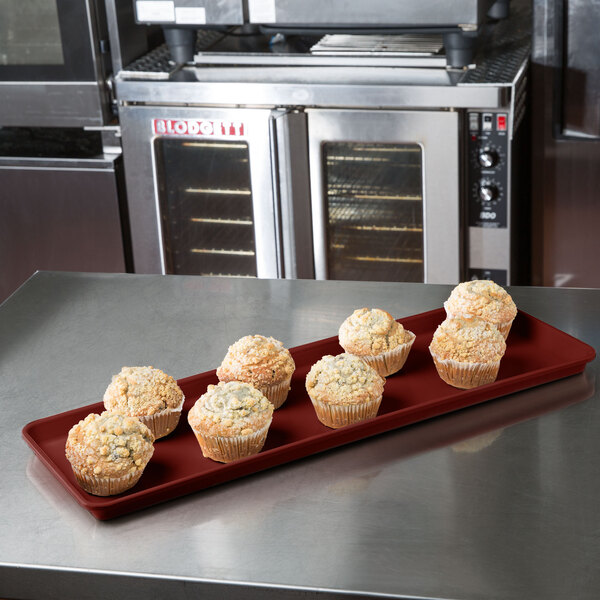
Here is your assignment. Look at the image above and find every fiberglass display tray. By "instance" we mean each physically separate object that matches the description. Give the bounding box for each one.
[22,308,596,520]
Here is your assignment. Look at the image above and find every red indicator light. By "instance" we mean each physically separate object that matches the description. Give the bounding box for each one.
[497,115,507,131]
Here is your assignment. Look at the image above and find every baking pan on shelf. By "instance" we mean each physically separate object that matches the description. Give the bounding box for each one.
[22,308,596,520]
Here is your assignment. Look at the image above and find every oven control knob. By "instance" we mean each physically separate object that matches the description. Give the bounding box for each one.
[478,183,499,203]
[478,149,499,168]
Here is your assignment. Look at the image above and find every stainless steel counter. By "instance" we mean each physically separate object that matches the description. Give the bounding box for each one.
[1,272,598,600]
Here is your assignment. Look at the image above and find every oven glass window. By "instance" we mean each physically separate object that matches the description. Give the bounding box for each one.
[155,138,257,277]
[0,1,64,65]
[323,142,424,282]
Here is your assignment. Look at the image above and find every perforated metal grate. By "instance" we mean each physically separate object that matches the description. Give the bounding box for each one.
[461,0,531,85]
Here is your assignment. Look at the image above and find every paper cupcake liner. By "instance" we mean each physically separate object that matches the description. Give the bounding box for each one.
[191,421,271,463]
[258,376,292,409]
[444,304,514,340]
[136,396,185,440]
[357,331,416,378]
[309,395,383,429]
[494,320,514,340]
[430,349,501,389]
[70,466,145,497]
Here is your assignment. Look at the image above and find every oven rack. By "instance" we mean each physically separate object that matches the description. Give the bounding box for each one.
[327,198,422,228]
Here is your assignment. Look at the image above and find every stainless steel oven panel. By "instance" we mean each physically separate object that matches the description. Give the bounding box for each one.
[271,110,314,279]
[307,109,460,284]
[116,69,504,110]
[469,227,509,270]
[120,104,280,277]
[248,0,490,27]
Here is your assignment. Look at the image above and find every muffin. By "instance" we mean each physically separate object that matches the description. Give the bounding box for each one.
[187,381,274,463]
[216,335,295,409]
[429,316,507,389]
[65,411,154,496]
[338,307,415,377]
[444,280,517,339]
[103,366,184,440]
[305,353,385,429]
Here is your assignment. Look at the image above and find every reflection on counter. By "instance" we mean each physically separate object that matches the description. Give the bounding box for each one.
[26,369,594,526]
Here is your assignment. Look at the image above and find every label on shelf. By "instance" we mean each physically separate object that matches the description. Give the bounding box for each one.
[248,0,277,23]
[136,1,175,22]
[175,7,206,24]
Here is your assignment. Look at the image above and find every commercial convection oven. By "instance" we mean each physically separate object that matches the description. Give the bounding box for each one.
[115,0,530,285]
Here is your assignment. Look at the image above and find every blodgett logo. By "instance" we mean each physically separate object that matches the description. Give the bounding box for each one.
[152,119,245,137]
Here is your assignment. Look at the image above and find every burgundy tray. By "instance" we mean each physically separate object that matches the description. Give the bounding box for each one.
[22,308,596,520]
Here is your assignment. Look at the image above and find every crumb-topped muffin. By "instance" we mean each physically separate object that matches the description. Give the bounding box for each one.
[429,316,507,389]
[444,280,517,339]
[216,335,295,409]
[103,366,184,439]
[305,353,385,429]
[338,308,415,377]
[65,412,154,496]
[188,381,274,463]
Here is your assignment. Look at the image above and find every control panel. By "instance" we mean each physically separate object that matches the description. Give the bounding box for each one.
[467,112,509,229]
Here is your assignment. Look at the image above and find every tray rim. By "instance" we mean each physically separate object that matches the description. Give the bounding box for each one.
[21,308,596,519]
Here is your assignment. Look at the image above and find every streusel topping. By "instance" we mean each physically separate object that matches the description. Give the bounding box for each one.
[65,412,154,478]
[103,366,184,416]
[188,381,274,437]
[305,353,385,405]
[429,317,506,363]
[444,280,517,324]
[217,335,295,387]
[339,308,410,355]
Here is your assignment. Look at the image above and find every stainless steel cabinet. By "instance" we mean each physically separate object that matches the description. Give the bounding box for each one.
[0,155,127,303]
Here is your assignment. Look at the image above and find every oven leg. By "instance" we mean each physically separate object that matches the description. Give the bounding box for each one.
[163,27,197,64]
[488,0,510,20]
[443,31,478,68]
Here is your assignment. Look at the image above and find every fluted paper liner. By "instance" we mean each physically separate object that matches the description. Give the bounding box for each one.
[309,395,383,429]
[137,396,185,440]
[70,467,146,497]
[191,421,272,463]
[356,331,416,378]
[258,376,292,409]
[430,349,501,389]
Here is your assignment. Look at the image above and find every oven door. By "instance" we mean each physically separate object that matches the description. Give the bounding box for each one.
[120,104,281,278]
[0,0,111,126]
[307,109,460,284]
